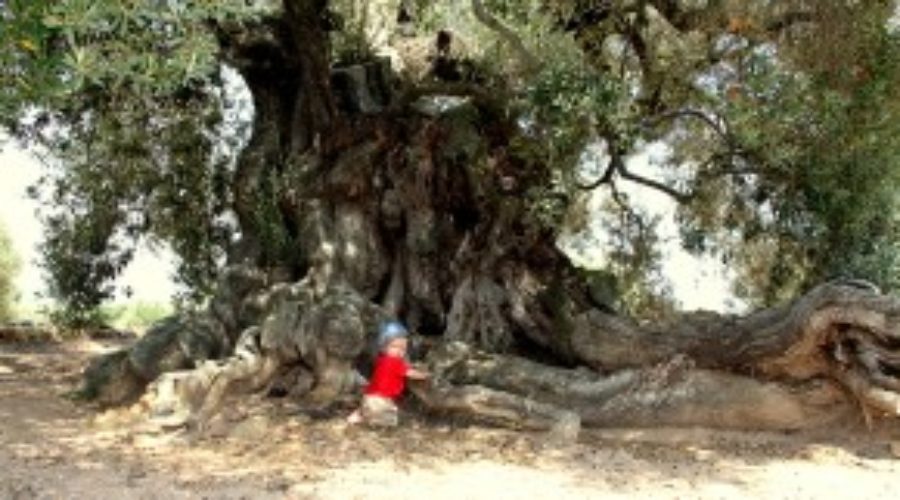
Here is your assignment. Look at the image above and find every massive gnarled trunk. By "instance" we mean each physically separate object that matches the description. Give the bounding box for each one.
[78,2,900,436]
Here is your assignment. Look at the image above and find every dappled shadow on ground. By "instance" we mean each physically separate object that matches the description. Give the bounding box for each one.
[1,339,899,499]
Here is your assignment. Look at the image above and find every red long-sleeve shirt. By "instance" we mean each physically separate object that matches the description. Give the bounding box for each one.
[364,354,410,400]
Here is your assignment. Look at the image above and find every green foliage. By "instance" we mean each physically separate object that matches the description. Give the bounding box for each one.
[100,301,173,332]
[1,1,254,321]
[596,198,676,319]
[3,0,900,314]
[11,299,171,333]
[516,50,627,231]
[329,0,376,65]
[0,222,21,322]
[417,1,630,233]
[0,0,270,123]
[41,202,128,328]
[251,169,297,267]
[34,89,233,325]
[675,14,900,305]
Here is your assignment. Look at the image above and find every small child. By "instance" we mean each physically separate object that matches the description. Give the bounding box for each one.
[347,320,428,426]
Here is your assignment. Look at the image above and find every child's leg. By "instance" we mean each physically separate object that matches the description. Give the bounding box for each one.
[361,395,398,427]
[347,408,363,424]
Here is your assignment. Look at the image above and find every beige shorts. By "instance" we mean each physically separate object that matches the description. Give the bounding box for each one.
[360,395,399,427]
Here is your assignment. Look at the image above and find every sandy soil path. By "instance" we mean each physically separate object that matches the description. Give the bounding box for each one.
[2,339,899,499]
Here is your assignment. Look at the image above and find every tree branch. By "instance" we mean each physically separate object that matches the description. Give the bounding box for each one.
[643,108,731,143]
[470,0,540,75]
[574,148,619,190]
[618,162,690,202]
[575,138,689,203]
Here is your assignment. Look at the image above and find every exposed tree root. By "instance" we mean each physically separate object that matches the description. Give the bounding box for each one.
[81,281,900,438]
[141,327,280,428]
[418,342,850,431]
[411,382,581,442]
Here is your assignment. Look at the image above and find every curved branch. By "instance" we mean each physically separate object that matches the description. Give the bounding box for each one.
[471,0,540,75]
[643,108,732,143]
[574,148,619,190]
[618,161,690,202]
[574,136,689,202]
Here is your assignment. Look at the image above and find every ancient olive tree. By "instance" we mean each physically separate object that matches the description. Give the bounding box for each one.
[2,0,900,433]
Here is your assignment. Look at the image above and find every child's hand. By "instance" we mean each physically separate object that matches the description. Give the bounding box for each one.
[407,368,430,380]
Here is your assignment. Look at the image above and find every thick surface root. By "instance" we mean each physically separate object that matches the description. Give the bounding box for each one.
[563,283,900,424]
[142,327,280,428]
[80,280,900,435]
[410,382,580,441]
[417,342,853,431]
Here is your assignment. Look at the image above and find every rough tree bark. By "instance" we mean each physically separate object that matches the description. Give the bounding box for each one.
[77,1,900,437]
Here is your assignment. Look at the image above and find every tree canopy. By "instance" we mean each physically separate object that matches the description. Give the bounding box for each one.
[2,0,900,320]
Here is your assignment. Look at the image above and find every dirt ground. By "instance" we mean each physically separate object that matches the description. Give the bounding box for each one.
[2,338,899,500]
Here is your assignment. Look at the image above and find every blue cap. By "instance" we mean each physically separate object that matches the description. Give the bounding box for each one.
[378,320,408,347]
